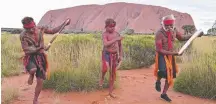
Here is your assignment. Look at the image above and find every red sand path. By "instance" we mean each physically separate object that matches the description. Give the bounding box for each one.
[2,66,216,104]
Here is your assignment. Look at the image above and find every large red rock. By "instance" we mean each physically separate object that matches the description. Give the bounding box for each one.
[38,2,195,33]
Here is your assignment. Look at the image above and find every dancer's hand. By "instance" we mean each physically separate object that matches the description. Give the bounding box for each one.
[118,56,122,62]
[64,18,71,26]
[177,52,183,56]
[198,31,204,37]
[172,52,179,56]
[116,36,123,41]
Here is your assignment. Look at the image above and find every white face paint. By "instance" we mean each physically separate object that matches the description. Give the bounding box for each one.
[165,24,174,31]
[161,14,176,31]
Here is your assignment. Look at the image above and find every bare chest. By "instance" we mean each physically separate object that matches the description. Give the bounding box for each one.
[24,30,44,47]
[106,33,119,41]
[161,31,176,50]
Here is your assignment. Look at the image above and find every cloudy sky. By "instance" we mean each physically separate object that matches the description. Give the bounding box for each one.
[0,0,215,33]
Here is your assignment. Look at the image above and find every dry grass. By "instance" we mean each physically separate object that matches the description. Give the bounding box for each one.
[1,85,19,104]
[174,36,216,99]
[2,33,155,92]
[192,36,216,53]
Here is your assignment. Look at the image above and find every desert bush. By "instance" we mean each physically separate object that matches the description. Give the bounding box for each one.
[1,86,19,104]
[1,34,23,77]
[2,33,156,92]
[174,38,216,99]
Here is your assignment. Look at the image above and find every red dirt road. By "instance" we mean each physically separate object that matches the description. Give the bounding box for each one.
[2,67,216,104]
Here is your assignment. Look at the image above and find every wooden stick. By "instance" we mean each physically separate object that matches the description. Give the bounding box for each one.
[178,29,203,55]
[45,18,70,51]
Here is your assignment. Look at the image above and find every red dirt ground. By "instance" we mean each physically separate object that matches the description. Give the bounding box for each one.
[2,66,216,104]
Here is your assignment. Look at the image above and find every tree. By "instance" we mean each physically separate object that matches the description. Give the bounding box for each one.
[207,28,216,35]
[182,25,196,35]
[207,20,216,35]
[124,28,134,35]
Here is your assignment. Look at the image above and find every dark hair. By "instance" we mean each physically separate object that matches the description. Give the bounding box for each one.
[105,18,116,27]
[21,17,34,25]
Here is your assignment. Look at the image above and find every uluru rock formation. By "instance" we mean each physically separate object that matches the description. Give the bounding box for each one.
[38,2,195,34]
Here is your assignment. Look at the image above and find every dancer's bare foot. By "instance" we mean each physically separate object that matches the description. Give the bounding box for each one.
[109,93,117,98]
[22,70,27,74]
[99,79,104,87]
[28,74,34,85]
[33,99,38,104]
